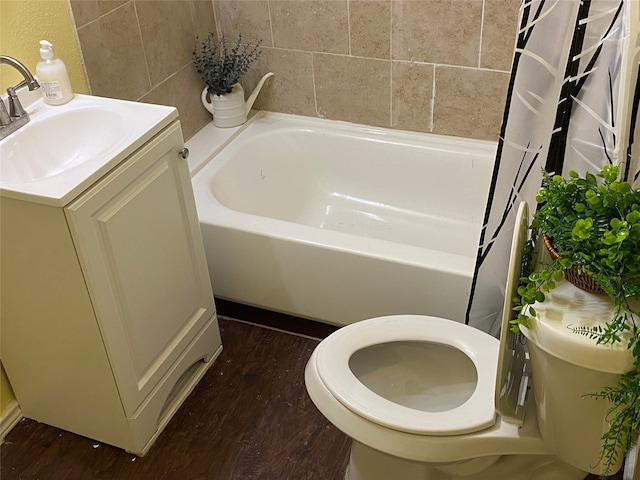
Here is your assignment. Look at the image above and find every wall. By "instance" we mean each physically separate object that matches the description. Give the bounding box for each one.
[71,0,518,142]
[0,365,15,414]
[0,0,88,424]
[0,1,87,92]
[217,0,519,140]
[69,0,218,140]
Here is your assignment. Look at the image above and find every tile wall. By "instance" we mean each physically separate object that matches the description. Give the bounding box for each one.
[69,0,217,140]
[70,0,519,141]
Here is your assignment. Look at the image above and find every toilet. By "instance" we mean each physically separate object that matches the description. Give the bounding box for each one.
[305,202,634,479]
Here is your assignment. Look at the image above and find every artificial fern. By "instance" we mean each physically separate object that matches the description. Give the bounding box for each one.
[512,166,640,478]
[569,314,633,346]
[585,366,640,476]
[570,315,639,476]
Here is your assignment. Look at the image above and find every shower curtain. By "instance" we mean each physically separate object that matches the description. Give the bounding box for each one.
[466,0,640,335]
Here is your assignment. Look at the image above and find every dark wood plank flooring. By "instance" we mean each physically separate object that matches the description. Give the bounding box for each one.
[0,303,624,479]
[1,315,350,480]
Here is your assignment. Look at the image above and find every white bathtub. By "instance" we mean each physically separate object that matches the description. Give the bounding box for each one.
[189,112,496,326]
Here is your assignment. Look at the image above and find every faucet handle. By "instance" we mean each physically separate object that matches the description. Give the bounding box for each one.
[0,98,11,126]
[6,86,27,118]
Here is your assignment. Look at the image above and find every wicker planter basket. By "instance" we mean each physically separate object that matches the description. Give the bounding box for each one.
[542,234,607,295]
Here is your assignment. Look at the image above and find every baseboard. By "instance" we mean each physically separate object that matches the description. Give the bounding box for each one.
[215,298,340,340]
[0,401,23,440]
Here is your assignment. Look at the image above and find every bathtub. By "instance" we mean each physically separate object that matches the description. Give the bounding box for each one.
[189,112,496,326]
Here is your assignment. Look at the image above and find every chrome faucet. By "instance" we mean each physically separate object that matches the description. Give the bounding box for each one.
[0,55,40,140]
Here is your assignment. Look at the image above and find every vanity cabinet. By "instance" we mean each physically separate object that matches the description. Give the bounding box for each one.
[1,120,222,455]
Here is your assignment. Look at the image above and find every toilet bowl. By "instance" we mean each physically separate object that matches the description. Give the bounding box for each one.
[305,317,583,480]
[304,202,634,480]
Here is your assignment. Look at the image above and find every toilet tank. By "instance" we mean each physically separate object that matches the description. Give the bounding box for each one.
[521,280,635,476]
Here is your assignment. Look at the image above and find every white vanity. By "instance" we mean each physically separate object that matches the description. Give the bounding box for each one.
[0,94,222,455]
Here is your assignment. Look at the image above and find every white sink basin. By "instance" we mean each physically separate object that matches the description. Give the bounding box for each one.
[0,94,177,206]
[1,107,124,183]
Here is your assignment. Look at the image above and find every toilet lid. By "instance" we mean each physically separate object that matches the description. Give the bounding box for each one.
[314,315,499,435]
[494,202,531,426]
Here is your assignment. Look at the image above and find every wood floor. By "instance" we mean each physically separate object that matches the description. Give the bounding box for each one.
[1,312,350,480]
[0,302,623,480]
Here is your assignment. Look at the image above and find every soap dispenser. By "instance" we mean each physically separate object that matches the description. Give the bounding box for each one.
[36,40,74,105]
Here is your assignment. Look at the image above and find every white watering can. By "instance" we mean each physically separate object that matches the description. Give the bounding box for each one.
[201,72,274,128]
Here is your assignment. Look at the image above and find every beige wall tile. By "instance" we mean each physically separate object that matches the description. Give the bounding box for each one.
[314,53,390,127]
[77,2,150,100]
[213,0,272,46]
[69,0,101,28]
[136,1,194,86]
[141,65,212,140]
[70,0,130,28]
[350,0,390,59]
[98,0,129,16]
[433,66,509,140]
[392,0,482,67]
[481,0,519,71]
[72,0,215,139]
[190,1,218,41]
[270,1,349,54]
[72,0,518,141]
[392,61,434,133]
[243,47,316,116]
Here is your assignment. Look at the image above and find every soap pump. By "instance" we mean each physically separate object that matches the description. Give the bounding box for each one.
[36,40,74,105]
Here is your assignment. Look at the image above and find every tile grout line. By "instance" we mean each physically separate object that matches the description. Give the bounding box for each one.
[389,0,393,128]
[478,0,486,69]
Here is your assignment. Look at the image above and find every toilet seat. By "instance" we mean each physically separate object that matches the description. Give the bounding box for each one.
[314,314,499,436]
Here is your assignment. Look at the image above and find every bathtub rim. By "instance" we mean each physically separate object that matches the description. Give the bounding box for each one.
[187,111,498,178]
[189,111,498,279]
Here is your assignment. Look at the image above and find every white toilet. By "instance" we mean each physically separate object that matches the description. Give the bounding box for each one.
[305,202,634,479]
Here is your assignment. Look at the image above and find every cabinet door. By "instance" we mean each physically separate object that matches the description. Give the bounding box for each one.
[65,122,217,416]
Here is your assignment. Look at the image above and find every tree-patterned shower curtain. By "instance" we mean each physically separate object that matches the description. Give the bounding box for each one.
[466,0,640,335]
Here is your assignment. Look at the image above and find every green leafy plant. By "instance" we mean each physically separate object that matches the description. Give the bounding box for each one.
[193,33,261,97]
[512,165,640,478]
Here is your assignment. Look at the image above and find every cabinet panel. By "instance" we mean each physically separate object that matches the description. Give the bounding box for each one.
[0,198,133,450]
[65,122,217,415]
[127,317,221,454]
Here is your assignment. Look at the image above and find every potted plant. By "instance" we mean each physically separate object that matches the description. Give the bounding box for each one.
[193,33,273,128]
[513,165,640,478]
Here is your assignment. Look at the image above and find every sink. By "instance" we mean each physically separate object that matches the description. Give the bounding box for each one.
[1,107,124,184]
[0,94,178,206]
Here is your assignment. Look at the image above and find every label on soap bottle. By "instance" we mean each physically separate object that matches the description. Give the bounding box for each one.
[41,81,63,100]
